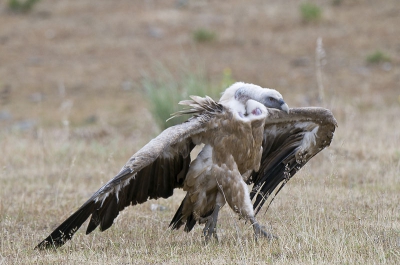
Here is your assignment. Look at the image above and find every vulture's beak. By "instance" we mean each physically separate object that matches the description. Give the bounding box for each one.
[279,99,290,114]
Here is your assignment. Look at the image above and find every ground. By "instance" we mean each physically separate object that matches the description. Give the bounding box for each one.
[0,0,399,264]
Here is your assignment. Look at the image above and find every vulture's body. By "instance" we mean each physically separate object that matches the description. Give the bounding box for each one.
[170,99,268,239]
[36,82,337,250]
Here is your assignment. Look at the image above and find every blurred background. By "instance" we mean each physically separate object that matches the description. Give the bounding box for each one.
[0,0,398,136]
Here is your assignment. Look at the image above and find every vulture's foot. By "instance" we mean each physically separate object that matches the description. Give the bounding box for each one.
[199,206,221,243]
[250,218,278,242]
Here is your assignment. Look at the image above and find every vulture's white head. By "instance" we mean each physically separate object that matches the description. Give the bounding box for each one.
[219,82,289,114]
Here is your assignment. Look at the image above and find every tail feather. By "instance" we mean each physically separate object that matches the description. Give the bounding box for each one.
[170,196,214,233]
[169,198,185,230]
[183,213,197,232]
[169,198,197,233]
[35,200,96,250]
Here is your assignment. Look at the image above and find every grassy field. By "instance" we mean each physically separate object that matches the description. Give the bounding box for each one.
[1,0,399,264]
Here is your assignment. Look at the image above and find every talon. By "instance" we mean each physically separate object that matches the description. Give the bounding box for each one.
[201,216,218,243]
[251,218,278,242]
[200,206,221,243]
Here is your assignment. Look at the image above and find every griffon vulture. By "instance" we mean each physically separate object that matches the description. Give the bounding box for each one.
[36,82,337,249]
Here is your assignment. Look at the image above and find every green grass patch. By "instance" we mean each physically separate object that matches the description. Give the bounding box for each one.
[141,67,234,130]
[366,50,391,64]
[193,29,216,43]
[300,2,322,22]
[8,0,40,13]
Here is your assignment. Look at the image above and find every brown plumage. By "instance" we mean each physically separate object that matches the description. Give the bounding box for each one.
[170,98,269,240]
[35,82,337,249]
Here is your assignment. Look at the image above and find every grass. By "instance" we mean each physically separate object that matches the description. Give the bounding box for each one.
[193,29,217,43]
[1,106,399,264]
[1,0,400,264]
[8,0,41,13]
[366,50,392,64]
[142,66,232,130]
[300,2,322,23]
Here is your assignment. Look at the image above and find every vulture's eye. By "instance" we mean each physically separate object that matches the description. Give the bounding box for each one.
[268,97,276,102]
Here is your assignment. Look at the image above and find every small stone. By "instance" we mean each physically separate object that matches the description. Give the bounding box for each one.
[29,92,44,103]
[12,120,36,131]
[148,27,164,39]
[381,62,392,71]
[0,110,12,121]
[121,81,133,91]
[150,204,167,211]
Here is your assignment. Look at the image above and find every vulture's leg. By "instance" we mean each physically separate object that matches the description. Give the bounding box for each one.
[199,205,220,242]
[199,192,225,242]
[217,170,276,241]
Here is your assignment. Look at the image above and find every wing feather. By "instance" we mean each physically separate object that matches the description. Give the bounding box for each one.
[248,107,337,215]
[36,98,222,250]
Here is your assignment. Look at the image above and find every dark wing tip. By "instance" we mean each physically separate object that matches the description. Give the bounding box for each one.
[35,239,57,250]
[35,200,96,250]
[35,234,70,250]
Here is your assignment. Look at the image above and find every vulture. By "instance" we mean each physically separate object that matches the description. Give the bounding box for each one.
[35,82,337,249]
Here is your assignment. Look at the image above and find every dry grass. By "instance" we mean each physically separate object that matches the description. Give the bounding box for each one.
[1,0,400,264]
[1,110,399,264]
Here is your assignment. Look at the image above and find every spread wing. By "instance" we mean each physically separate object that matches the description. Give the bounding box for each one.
[36,96,222,250]
[248,107,337,215]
